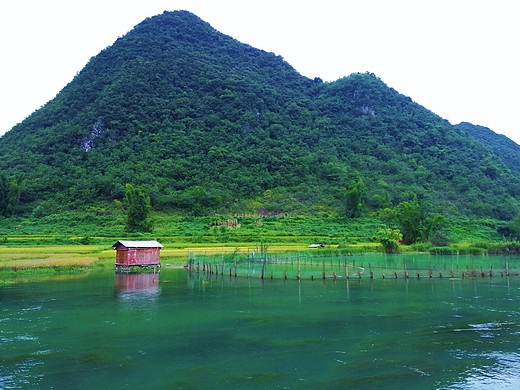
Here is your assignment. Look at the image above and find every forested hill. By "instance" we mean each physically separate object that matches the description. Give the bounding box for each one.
[0,10,519,220]
[456,122,520,175]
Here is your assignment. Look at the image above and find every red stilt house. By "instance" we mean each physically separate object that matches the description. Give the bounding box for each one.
[113,240,163,267]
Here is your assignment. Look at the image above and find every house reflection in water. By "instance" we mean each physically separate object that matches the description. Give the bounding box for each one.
[115,272,161,304]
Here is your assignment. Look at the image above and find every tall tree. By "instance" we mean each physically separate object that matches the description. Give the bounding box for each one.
[0,174,7,216]
[124,184,152,232]
[393,196,444,243]
[394,199,422,243]
[511,213,520,239]
[344,178,364,218]
[0,174,22,217]
[6,179,21,216]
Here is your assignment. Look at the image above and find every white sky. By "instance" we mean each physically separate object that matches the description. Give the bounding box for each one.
[1,0,519,144]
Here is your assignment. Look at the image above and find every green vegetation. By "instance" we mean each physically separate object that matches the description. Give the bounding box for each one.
[1,211,519,281]
[0,174,22,217]
[0,11,519,254]
[375,228,402,253]
[388,197,444,244]
[0,11,518,225]
[124,183,152,232]
[0,211,518,253]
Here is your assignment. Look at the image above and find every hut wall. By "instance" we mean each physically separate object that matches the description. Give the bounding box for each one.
[116,249,130,265]
[134,248,161,265]
[115,248,160,266]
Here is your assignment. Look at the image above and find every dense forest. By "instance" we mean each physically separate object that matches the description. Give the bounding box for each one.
[0,11,519,228]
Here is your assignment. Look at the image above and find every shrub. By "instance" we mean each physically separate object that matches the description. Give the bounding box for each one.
[430,246,487,255]
[430,247,458,255]
[409,242,432,252]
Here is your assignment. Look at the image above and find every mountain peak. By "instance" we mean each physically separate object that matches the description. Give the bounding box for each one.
[140,10,210,27]
[106,10,222,58]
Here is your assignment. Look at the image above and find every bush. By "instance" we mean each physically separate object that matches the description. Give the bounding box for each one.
[430,247,458,255]
[375,228,402,253]
[474,242,520,255]
[78,236,91,245]
[409,242,432,252]
[429,229,450,247]
[430,246,487,255]
[458,247,487,255]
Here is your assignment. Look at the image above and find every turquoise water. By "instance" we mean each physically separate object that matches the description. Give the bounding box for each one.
[2,269,520,389]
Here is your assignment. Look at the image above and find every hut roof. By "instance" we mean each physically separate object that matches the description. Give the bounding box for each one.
[113,240,164,249]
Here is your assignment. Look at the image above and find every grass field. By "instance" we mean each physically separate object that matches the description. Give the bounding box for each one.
[1,213,519,283]
[0,242,332,277]
[0,245,110,269]
[2,239,520,285]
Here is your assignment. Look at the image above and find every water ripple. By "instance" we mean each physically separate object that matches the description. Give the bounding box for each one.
[446,352,520,389]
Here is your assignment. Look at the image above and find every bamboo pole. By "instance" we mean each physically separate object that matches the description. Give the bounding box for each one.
[297,254,301,280]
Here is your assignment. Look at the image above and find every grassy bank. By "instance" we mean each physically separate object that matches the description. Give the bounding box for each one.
[0,211,510,245]
[0,242,328,281]
[1,213,518,282]
[2,239,520,279]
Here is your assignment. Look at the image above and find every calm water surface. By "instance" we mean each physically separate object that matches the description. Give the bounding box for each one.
[1,269,520,389]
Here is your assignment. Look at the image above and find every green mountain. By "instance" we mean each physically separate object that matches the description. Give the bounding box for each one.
[0,10,519,220]
[456,122,520,175]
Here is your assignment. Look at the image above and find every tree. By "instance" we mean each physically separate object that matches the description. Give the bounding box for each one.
[0,175,7,216]
[421,213,445,242]
[393,196,444,243]
[375,229,402,253]
[0,175,22,217]
[124,184,152,232]
[511,213,520,239]
[344,178,364,218]
[6,179,21,216]
[394,199,421,243]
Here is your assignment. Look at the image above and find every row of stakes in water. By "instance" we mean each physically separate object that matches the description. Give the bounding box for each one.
[185,253,518,280]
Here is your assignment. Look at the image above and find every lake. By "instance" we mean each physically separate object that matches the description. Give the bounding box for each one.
[2,267,520,389]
